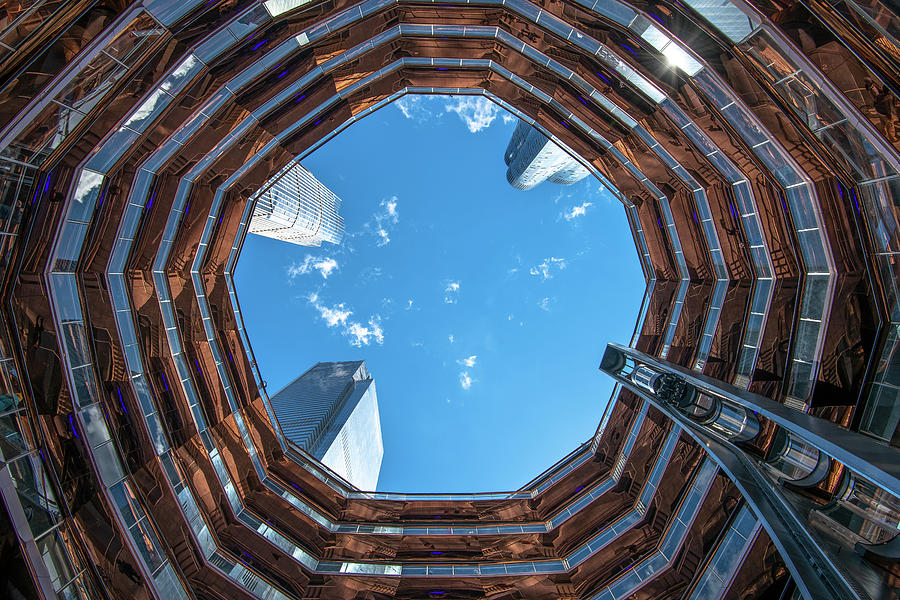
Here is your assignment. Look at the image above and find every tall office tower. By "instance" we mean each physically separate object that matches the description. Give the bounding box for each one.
[503,120,590,190]
[269,361,383,491]
[248,160,344,246]
[3,0,900,599]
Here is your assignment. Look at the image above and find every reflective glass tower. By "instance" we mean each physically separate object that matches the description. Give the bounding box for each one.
[269,361,383,491]
[504,120,590,190]
[248,160,344,246]
[1,0,899,598]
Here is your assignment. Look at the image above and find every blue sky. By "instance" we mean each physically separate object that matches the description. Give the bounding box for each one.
[235,95,644,492]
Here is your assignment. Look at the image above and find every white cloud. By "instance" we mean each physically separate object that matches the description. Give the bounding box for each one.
[448,334,455,344]
[308,293,351,326]
[457,355,477,368]
[529,257,566,280]
[564,201,593,221]
[125,89,169,129]
[405,299,414,310]
[307,293,385,347]
[444,97,502,133]
[345,318,384,347]
[444,280,461,304]
[369,196,400,247]
[287,255,339,280]
[393,95,443,121]
[73,170,104,206]
[538,297,554,312]
[459,372,473,390]
[393,94,512,133]
[456,352,477,389]
[394,96,417,119]
[382,197,398,223]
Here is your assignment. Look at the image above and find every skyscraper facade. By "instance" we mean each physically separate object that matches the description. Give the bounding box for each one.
[0,0,899,599]
[503,120,590,190]
[269,361,383,491]
[248,160,344,246]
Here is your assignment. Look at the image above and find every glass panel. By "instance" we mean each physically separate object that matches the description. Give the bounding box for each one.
[9,453,61,536]
[0,409,26,459]
[681,0,760,42]
[49,273,81,322]
[799,275,829,321]
[80,403,110,447]
[70,364,99,408]
[861,383,900,441]
[60,322,90,369]
[58,574,92,600]
[10,101,84,162]
[102,13,162,66]
[35,528,77,590]
[51,222,86,272]
[130,517,165,573]
[55,57,124,120]
[0,1,68,51]
[153,562,188,599]
[91,440,124,486]
[0,158,33,235]
[793,318,821,363]
[109,480,143,528]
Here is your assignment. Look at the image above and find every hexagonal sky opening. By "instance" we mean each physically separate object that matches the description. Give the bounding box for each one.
[233,94,645,492]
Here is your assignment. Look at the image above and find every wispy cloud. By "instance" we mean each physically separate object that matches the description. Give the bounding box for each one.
[563,201,593,221]
[444,97,502,133]
[457,355,477,368]
[448,334,455,344]
[308,293,351,326]
[456,353,478,389]
[393,94,513,133]
[373,196,399,247]
[287,255,339,280]
[393,95,443,121]
[383,197,398,221]
[405,299,414,310]
[537,297,555,312]
[529,257,566,280]
[459,371,473,390]
[345,319,384,347]
[444,280,461,304]
[307,293,385,347]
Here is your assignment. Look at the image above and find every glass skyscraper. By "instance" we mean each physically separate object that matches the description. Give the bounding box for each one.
[269,361,383,491]
[248,160,344,246]
[0,0,899,598]
[503,120,590,190]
